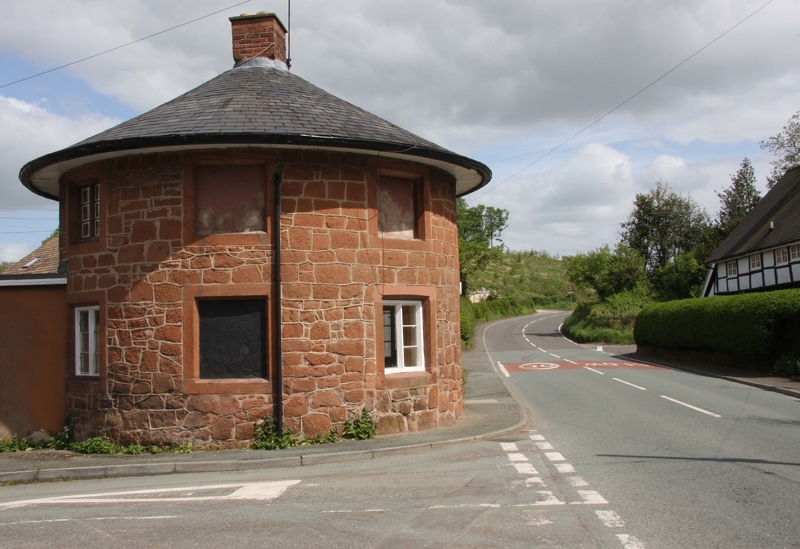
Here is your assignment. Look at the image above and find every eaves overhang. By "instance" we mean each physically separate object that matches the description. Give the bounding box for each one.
[20,133,492,201]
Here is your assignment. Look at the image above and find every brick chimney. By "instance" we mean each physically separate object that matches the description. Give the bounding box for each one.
[229,12,287,65]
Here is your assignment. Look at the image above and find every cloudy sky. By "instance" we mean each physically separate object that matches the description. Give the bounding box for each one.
[1,0,797,262]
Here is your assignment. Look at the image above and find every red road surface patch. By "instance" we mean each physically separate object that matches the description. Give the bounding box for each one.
[503,360,663,373]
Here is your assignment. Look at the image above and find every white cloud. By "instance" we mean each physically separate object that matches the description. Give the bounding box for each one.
[0,242,31,263]
[489,143,636,255]
[0,95,119,210]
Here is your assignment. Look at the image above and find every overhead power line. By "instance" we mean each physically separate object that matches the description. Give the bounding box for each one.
[467,0,776,204]
[0,0,252,90]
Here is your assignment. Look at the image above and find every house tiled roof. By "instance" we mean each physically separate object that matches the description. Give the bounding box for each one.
[707,166,800,263]
[20,61,491,199]
[1,236,61,275]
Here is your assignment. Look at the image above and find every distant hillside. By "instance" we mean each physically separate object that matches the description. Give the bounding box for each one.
[468,250,589,309]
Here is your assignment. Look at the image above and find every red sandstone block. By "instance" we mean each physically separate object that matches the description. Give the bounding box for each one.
[284,164,315,180]
[340,166,364,182]
[311,233,329,251]
[213,254,245,268]
[168,271,201,285]
[312,285,339,300]
[329,230,359,249]
[327,181,346,200]
[282,283,311,299]
[146,242,170,263]
[310,321,330,340]
[346,181,367,202]
[283,339,314,352]
[284,394,308,417]
[308,251,335,263]
[314,263,350,284]
[158,219,182,240]
[153,284,181,303]
[282,323,303,338]
[327,339,363,356]
[384,251,407,267]
[288,227,312,250]
[203,270,231,284]
[232,266,262,284]
[294,213,324,228]
[304,180,326,198]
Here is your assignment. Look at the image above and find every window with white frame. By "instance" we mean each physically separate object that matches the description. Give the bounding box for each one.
[382,300,425,372]
[727,261,738,277]
[750,254,761,270]
[75,306,100,376]
[776,248,789,265]
[790,244,800,261]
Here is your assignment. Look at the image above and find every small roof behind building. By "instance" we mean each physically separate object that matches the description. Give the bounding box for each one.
[707,166,800,263]
[1,236,61,276]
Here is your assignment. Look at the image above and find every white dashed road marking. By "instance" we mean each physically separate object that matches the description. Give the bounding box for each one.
[535,441,554,450]
[497,362,510,377]
[500,442,518,452]
[545,452,565,462]
[596,510,626,528]
[661,395,721,418]
[613,378,647,391]
[513,463,539,475]
[584,366,605,375]
[617,534,647,549]
[529,434,546,441]
[574,490,609,505]
[554,463,576,474]
[507,453,528,462]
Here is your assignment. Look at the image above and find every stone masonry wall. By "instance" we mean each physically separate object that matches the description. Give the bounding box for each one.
[62,149,462,446]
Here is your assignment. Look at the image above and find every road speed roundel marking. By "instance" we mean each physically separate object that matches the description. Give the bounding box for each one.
[519,363,560,371]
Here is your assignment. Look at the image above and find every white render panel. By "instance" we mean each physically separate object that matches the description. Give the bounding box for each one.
[763,252,775,268]
[739,276,750,290]
[751,273,763,288]
[764,269,776,286]
[717,263,726,278]
[777,266,791,284]
[738,257,749,274]
[727,278,739,292]
[717,279,727,293]
[793,263,800,281]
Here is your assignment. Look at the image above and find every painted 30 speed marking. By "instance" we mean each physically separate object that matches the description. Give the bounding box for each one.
[518,363,560,371]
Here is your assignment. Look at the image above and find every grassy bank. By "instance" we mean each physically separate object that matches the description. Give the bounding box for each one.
[562,288,652,344]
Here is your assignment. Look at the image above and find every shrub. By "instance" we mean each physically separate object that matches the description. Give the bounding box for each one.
[252,416,298,450]
[773,353,800,380]
[342,409,377,440]
[634,288,800,362]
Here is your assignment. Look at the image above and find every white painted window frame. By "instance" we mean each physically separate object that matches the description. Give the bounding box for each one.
[750,254,761,270]
[790,244,800,261]
[75,306,100,376]
[776,248,789,266]
[727,261,738,277]
[382,300,425,374]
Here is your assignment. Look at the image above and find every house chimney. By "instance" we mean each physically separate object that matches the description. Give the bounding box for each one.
[229,11,287,66]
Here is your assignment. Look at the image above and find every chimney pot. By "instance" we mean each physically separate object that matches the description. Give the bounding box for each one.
[229,12,287,66]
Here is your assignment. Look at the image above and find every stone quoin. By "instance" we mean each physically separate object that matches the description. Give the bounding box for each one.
[9,11,491,447]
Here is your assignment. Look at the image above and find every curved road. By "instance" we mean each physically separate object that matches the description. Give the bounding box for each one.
[485,311,800,549]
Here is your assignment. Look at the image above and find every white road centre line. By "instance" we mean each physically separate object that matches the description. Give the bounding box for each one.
[563,359,578,364]
[613,378,647,391]
[661,395,721,418]
[500,442,518,452]
[596,510,625,528]
[573,490,608,505]
[529,434,546,441]
[616,534,647,549]
[548,353,561,358]
[513,463,539,475]
[535,441,554,450]
[525,477,545,487]
[497,362,510,377]
[584,366,605,375]
[545,452,565,462]
[507,453,528,462]
[554,463,576,474]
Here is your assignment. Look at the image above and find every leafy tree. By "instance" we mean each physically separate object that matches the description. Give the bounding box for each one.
[619,180,711,273]
[0,262,10,273]
[457,198,508,296]
[760,111,800,189]
[563,243,647,300]
[650,248,708,301]
[715,156,761,236]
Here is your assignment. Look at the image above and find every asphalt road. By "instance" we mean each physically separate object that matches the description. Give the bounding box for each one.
[489,311,800,549]
[1,311,798,548]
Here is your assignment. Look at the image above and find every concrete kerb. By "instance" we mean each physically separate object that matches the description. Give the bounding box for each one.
[0,315,533,486]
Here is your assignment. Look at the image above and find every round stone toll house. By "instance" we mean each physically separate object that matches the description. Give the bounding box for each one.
[19,12,491,447]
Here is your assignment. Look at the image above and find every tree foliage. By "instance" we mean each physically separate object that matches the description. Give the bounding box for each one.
[563,243,647,300]
[715,156,761,237]
[619,180,710,273]
[0,262,10,273]
[760,111,800,189]
[457,198,509,296]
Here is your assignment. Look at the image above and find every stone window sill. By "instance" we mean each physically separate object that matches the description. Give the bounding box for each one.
[184,378,270,395]
[383,371,432,389]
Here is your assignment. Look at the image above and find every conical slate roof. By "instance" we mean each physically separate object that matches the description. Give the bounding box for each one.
[20,60,491,199]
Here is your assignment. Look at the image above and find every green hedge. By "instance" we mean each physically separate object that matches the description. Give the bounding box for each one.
[460,297,537,348]
[634,288,800,361]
